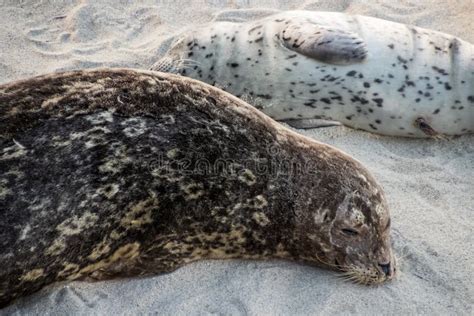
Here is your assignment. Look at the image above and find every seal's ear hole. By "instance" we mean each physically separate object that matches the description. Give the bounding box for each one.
[342,228,359,236]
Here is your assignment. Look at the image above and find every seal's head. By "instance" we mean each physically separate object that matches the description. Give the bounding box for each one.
[291,154,396,285]
[328,190,395,285]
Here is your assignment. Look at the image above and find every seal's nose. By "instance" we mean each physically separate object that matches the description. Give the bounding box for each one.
[378,262,391,276]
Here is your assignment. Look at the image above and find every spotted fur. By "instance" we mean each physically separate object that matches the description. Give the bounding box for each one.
[152,10,474,138]
[0,69,394,307]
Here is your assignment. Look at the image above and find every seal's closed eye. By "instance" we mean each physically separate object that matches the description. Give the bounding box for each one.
[342,228,359,236]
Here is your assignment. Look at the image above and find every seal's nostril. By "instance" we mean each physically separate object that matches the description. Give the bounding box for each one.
[379,262,391,276]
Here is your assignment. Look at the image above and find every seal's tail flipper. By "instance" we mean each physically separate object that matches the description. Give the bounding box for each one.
[278,18,367,65]
[282,118,342,129]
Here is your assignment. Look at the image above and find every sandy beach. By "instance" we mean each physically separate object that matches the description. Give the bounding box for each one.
[0,0,473,314]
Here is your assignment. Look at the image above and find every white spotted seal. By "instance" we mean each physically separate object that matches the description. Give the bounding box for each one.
[151,10,474,138]
[0,68,394,307]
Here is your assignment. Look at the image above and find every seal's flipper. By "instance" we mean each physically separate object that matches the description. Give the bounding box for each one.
[279,19,368,65]
[213,9,280,22]
[414,117,447,139]
[283,118,342,129]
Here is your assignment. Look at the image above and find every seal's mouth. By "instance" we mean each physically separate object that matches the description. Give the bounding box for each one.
[335,258,396,285]
[339,266,394,285]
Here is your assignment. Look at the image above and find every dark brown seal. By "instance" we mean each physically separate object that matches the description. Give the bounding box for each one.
[0,68,394,308]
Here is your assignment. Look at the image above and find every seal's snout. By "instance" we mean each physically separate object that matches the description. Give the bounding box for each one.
[150,56,179,73]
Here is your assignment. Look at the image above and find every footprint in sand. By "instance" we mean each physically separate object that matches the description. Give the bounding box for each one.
[24,1,162,68]
[53,284,109,308]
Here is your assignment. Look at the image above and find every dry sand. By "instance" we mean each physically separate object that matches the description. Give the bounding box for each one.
[0,0,473,315]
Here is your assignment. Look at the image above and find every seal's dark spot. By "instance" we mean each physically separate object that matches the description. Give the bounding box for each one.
[118,89,132,103]
[320,98,331,104]
[372,98,383,107]
[256,94,272,100]
[397,56,408,64]
[432,66,448,76]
